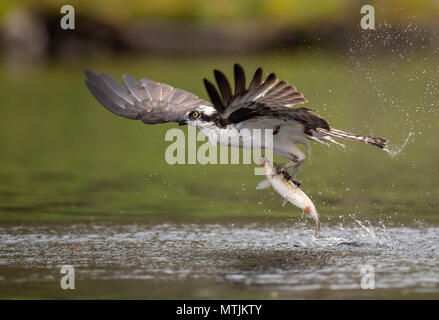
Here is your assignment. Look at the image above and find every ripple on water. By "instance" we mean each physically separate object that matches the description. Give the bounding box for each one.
[0,222,438,293]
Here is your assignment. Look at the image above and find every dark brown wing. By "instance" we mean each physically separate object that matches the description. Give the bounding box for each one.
[203,64,322,132]
[227,105,330,133]
[203,64,308,118]
[84,69,211,124]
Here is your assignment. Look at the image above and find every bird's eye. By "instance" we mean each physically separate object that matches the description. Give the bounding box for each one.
[191,111,199,119]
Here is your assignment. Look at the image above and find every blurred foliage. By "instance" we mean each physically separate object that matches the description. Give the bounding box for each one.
[1,0,439,25]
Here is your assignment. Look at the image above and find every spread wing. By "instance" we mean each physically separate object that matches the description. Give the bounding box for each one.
[203,63,330,133]
[84,69,211,124]
[203,64,388,149]
[204,64,329,134]
[204,64,308,117]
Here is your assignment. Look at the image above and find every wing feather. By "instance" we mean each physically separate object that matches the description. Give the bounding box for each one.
[122,73,146,101]
[233,63,246,96]
[85,80,138,118]
[84,68,211,124]
[214,69,233,105]
[99,73,133,102]
[204,64,308,119]
[248,67,263,91]
[265,80,289,97]
[203,78,225,113]
[242,72,278,102]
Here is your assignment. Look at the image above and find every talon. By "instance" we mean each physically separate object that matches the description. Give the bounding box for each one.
[292,180,301,188]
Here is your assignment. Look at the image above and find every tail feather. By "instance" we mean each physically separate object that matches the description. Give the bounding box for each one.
[318,128,388,149]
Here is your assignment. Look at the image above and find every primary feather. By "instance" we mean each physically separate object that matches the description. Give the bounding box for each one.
[84,68,211,124]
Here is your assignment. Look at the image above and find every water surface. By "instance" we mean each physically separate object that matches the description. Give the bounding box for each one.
[1,220,438,299]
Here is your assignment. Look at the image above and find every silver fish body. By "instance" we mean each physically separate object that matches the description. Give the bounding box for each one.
[258,157,320,236]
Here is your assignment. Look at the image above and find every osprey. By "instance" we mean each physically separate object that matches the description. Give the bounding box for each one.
[84,64,388,185]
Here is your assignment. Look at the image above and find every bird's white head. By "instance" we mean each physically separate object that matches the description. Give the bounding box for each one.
[178,104,218,130]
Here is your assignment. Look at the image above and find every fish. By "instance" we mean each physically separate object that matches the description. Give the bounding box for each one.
[257,157,320,236]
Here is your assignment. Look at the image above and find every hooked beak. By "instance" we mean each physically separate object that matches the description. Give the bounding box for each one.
[178,114,189,127]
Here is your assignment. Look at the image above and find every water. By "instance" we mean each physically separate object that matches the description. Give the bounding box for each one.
[347,21,438,158]
[383,131,415,158]
[0,221,438,299]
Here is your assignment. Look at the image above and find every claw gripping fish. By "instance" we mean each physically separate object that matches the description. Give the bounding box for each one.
[257,157,320,236]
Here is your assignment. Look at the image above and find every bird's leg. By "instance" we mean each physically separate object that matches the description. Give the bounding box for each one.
[276,157,303,187]
[290,159,303,179]
[275,161,296,171]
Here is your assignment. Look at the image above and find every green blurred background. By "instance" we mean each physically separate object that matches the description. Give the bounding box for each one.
[0,0,438,223]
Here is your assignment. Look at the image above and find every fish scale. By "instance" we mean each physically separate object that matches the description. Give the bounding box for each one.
[258,157,320,236]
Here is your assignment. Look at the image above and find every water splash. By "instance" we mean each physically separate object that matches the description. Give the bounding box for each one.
[346,20,437,156]
[1,222,438,297]
[383,131,415,158]
[354,219,393,248]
